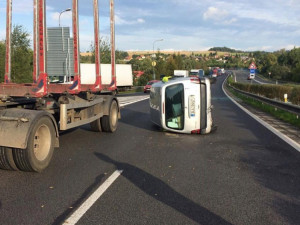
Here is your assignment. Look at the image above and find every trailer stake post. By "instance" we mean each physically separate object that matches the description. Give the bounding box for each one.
[109,0,116,91]
[93,0,102,91]
[4,0,12,83]
[70,0,81,94]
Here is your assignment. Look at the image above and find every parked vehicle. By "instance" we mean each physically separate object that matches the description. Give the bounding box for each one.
[190,69,205,77]
[248,73,255,80]
[80,64,133,91]
[0,0,119,172]
[174,70,189,78]
[144,80,160,93]
[150,77,213,134]
[212,68,218,77]
[221,68,225,75]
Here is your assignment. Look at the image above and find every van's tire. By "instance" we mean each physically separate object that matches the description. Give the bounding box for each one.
[0,147,19,171]
[101,100,118,132]
[13,116,55,172]
[90,118,102,132]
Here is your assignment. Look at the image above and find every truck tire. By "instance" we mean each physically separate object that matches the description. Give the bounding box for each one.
[13,116,55,172]
[90,118,102,132]
[101,100,118,132]
[0,147,19,171]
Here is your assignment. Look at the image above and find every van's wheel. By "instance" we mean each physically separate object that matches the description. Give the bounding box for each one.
[13,116,55,172]
[90,118,102,132]
[0,147,19,171]
[101,100,118,132]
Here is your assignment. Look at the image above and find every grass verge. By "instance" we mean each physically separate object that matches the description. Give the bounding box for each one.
[227,85,300,129]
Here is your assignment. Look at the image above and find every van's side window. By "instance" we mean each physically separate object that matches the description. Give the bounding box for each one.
[165,84,184,130]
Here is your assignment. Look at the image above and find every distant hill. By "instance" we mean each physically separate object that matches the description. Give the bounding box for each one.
[126,50,234,57]
[209,47,244,53]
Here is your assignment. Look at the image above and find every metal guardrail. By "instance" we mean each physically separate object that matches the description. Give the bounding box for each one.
[227,82,300,116]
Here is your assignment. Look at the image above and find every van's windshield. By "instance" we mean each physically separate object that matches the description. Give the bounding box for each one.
[165,84,184,130]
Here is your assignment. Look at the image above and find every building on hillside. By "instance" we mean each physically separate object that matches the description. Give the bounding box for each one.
[133,71,145,80]
[124,56,133,61]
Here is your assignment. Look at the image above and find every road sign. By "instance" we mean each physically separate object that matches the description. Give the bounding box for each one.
[248,62,257,69]
[152,61,156,67]
[250,69,255,74]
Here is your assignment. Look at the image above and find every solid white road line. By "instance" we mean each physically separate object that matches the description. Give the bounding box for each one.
[63,170,123,225]
[222,77,300,153]
[253,78,266,84]
[119,96,149,107]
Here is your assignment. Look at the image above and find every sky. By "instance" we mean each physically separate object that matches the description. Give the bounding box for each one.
[0,0,300,52]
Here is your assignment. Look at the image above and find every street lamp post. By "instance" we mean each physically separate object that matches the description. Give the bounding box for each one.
[152,39,163,80]
[59,8,71,27]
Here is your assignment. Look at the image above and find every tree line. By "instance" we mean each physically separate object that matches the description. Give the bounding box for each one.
[253,49,300,82]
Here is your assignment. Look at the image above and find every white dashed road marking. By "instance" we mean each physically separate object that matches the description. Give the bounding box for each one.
[63,170,123,225]
[118,95,149,107]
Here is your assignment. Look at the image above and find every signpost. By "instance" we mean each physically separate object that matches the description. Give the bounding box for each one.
[248,62,257,79]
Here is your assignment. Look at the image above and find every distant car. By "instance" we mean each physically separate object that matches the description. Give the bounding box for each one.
[248,74,255,80]
[144,80,160,93]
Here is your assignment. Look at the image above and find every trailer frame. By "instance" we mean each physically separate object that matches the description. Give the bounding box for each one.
[0,0,120,172]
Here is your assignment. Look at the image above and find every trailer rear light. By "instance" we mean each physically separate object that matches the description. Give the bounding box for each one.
[190,77,200,84]
[191,129,201,134]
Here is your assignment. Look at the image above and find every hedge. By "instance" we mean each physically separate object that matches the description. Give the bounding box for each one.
[227,76,300,105]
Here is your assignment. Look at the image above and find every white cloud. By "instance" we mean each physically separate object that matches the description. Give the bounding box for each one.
[48,12,72,27]
[115,15,145,25]
[0,30,5,41]
[12,1,33,14]
[223,18,237,25]
[281,45,299,50]
[137,18,145,24]
[203,6,237,25]
[203,7,228,21]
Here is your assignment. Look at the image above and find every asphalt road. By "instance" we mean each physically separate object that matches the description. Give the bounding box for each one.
[0,76,299,225]
[234,70,276,85]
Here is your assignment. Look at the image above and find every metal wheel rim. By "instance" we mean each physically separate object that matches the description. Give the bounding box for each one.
[33,124,51,161]
[111,102,118,127]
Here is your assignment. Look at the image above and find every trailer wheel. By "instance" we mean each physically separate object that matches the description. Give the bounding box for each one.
[90,118,102,132]
[0,147,19,171]
[13,116,55,172]
[101,100,118,132]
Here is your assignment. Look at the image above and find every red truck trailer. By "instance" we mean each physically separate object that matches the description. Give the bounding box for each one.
[0,0,120,172]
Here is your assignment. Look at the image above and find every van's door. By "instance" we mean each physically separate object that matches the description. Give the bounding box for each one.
[184,81,201,133]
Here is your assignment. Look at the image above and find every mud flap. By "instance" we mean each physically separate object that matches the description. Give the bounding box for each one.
[0,108,59,149]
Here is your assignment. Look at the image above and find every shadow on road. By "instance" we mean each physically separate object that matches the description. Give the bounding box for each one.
[119,107,162,133]
[240,142,300,225]
[52,174,105,225]
[95,153,233,225]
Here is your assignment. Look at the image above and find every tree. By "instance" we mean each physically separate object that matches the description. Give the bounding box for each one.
[165,56,178,76]
[10,25,33,83]
[88,37,129,64]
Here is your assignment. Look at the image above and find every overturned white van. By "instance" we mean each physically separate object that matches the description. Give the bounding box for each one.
[150,77,213,134]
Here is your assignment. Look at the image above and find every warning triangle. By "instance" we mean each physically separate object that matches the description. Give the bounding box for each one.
[248,62,257,69]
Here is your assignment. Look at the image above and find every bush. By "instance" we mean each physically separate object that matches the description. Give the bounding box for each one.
[228,79,300,105]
